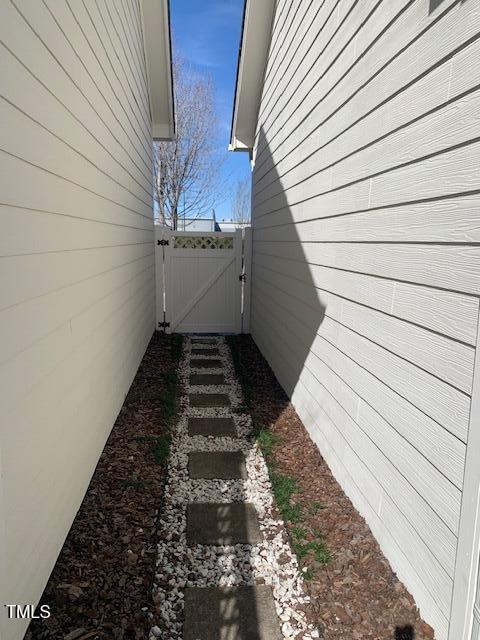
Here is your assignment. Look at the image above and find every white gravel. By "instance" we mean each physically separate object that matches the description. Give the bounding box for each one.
[150,336,317,640]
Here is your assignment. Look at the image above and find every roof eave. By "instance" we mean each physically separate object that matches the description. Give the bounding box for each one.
[140,0,175,141]
[228,138,251,153]
[229,0,275,152]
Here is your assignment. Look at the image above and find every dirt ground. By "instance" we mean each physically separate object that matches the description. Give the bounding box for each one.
[227,335,435,640]
[26,333,183,640]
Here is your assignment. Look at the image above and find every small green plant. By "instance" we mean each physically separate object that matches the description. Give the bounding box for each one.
[256,428,279,458]
[290,526,308,540]
[145,336,182,463]
[302,567,314,581]
[271,473,299,502]
[136,434,172,466]
[171,333,183,362]
[157,375,179,424]
[292,535,332,569]
[270,472,302,523]
[308,501,325,515]
[311,538,331,564]
[150,434,172,466]
[292,541,310,559]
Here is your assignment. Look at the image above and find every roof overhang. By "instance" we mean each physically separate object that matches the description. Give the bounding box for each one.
[140,0,175,141]
[229,0,275,152]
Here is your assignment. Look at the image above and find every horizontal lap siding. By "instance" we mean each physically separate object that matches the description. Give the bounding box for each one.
[0,2,154,638]
[251,1,480,637]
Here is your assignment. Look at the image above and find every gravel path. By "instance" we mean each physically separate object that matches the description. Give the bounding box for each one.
[150,336,318,640]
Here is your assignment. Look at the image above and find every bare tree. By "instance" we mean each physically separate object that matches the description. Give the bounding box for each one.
[154,58,224,229]
[231,177,251,227]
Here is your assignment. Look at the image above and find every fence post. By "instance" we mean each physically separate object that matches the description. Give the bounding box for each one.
[155,226,172,333]
[154,225,164,332]
[234,228,243,334]
[242,227,252,333]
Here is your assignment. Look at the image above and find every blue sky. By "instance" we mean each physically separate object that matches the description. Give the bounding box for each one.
[170,0,250,220]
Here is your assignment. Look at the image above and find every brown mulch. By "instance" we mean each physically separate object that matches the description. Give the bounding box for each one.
[26,333,183,640]
[228,335,435,640]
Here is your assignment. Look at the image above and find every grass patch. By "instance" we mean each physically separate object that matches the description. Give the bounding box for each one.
[256,428,279,458]
[136,434,172,466]
[153,335,182,461]
[293,535,331,565]
[149,370,180,425]
[291,526,308,540]
[302,567,314,581]
[150,434,172,466]
[270,472,302,523]
[171,333,183,362]
[134,335,182,469]
[308,500,325,515]
[159,383,179,423]
[311,538,331,564]
[292,541,310,559]
[227,336,332,576]
[295,537,331,563]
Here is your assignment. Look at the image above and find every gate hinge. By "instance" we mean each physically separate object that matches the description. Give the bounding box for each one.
[158,321,170,329]
[157,239,169,246]
[239,273,247,282]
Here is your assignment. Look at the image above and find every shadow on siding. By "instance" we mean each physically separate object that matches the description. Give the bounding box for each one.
[249,127,326,403]
[247,129,421,640]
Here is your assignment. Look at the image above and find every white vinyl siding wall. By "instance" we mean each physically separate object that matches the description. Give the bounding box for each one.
[473,566,480,640]
[0,1,155,637]
[250,1,480,638]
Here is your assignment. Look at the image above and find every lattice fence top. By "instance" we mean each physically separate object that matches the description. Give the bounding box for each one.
[172,235,234,250]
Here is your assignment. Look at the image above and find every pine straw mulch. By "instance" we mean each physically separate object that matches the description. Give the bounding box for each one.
[26,332,183,640]
[227,335,435,640]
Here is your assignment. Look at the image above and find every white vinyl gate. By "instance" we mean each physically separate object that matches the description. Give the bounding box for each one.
[155,227,251,334]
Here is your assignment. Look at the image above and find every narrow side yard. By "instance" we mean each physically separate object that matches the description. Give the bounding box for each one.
[24,331,437,640]
[227,335,435,640]
[151,335,317,639]
[26,333,183,640]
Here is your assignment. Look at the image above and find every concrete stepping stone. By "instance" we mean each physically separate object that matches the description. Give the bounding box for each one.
[187,503,262,545]
[191,338,217,345]
[191,358,222,369]
[192,347,220,356]
[189,451,247,479]
[190,373,226,386]
[189,393,230,408]
[184,586,282,640]
[188,417,236,437]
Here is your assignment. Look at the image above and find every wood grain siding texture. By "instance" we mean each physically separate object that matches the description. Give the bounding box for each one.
[0,2,155,638]
[250,1,480,638]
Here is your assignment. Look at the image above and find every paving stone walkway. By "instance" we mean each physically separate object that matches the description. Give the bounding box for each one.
[150,337,318,640]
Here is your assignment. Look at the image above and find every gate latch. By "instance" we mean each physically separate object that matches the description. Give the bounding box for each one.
[239,273,247,282]
[157,239,169,246]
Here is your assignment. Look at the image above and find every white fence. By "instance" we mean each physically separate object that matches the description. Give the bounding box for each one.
[155,227,251,334]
